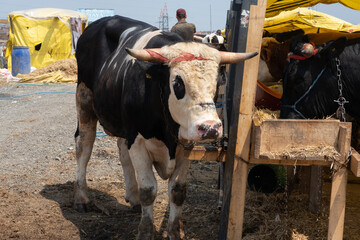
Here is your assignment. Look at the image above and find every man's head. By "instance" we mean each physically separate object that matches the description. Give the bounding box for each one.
[216,30,221,36]
[176,8,187,19]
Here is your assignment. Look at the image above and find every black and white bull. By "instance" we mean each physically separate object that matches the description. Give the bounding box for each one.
[74,15,257,239]
[280,35,360,121]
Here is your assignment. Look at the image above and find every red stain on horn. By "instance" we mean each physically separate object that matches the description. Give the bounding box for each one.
[144,49,169,62]
[144,50,209,62]
[172,52,209,62]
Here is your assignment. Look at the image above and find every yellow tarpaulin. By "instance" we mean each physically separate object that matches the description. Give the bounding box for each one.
[264,8,360,34]
[266,0,360,18]
[6,8,87,71]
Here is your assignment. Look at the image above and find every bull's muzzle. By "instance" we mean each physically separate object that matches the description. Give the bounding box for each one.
[197,120,223,140]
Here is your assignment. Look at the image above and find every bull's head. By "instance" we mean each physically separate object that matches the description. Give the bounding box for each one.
[280,36,347,119]
[127,42,257,142]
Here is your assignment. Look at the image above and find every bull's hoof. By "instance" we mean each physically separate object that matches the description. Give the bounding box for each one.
[74,203,88,213]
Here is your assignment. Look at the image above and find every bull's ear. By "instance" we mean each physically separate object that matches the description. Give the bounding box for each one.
[319,36,347,58]
[260,47,271,62]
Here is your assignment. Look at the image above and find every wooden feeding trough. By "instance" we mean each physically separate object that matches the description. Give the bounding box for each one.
[251,119,351,166]
[251,119,352,240]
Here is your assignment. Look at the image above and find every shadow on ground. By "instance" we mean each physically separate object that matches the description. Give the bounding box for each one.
[40,183,145,240]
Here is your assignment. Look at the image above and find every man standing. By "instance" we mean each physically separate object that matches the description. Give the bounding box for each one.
[170,8,196,41]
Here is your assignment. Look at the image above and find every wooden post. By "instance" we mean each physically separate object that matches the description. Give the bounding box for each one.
[219,0,267,239]
[309,166,323,214]
[350,148,360,177]
[328,167,347,240]
[298,166,311,194]
[328,124,351,240]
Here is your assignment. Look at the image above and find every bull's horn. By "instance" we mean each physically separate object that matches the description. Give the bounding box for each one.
[219,51,258,64]
[125,48,168,62]
[301,43,315,57]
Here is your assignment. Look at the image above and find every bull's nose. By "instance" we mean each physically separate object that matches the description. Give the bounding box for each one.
[197,121,223,140]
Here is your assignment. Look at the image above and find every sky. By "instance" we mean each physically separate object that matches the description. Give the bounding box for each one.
[0,0,359,32]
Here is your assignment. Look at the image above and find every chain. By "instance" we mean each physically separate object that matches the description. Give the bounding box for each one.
[330,148,352,177]
[334,57,349,122]
[331,57,351,175]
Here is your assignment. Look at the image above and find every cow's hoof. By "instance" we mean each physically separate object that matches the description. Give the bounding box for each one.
[74,203,88,213]
[132,204,141,212]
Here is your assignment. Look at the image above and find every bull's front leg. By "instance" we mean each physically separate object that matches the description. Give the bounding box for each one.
[129,135,157,240]
[74,83,97,212]
[117,138,140,211]
[167,146,190,240]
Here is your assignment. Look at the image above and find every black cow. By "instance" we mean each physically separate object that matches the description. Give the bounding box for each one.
[74,15,257,240]
[280,35,360,122]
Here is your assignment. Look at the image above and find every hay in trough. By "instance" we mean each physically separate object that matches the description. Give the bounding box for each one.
[253,108,280,125]
[271,145,340,161]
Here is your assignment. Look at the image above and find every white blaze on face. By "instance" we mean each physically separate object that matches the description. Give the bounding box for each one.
[162,42,223,141]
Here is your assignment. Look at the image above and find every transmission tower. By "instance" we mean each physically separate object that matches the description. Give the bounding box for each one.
[158,3,169,31]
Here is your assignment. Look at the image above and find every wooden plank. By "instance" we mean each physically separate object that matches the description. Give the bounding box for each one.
[252,119,346,161]
[249,157,330,166]
[255,119,341,153]
[252,124,261,159]
[328,167,348,240]
[350,148,360,177]
[227,115,252,240]
[224,1,267,239]
[338,123,352,155]
[328,124,351,240]
[184,145,225,162]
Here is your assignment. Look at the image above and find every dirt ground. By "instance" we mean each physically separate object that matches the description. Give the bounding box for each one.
[0,82,359,240]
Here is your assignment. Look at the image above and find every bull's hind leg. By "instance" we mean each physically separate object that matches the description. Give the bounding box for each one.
[129,135,157,240]
[167,146,190,240]
[117,138,140,210]
[74,82,97,212]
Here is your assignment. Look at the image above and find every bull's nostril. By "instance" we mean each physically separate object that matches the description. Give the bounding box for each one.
[204,128,219,139]
[197,121,222,140]
[198,124,209,131]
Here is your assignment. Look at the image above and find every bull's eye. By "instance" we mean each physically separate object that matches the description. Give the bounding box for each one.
[173,75,185,100]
